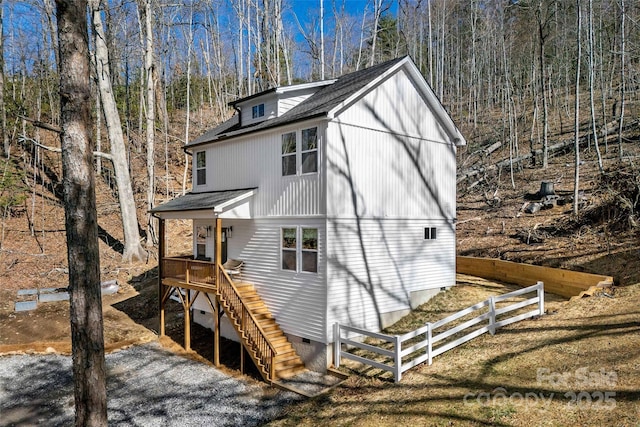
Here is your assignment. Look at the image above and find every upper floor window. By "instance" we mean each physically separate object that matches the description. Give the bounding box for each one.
[281,127,318,176]
[196,151,206,185]
[301,128,318,174]
[252,103,265,119]
[281,132,297,176]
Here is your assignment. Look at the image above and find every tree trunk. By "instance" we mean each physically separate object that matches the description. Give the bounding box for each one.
[182,4,194,195]
[89,0,146,263]
[537,1,549,169]
[143,0,157,247]
[0,0,7,157]
[617,0,625,159]
[320,0,325,79]
[587,0,603,174]
[574,0,581,215]
[55,1,107,425]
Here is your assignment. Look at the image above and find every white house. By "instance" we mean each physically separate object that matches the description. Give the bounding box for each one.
[151,56,466,382]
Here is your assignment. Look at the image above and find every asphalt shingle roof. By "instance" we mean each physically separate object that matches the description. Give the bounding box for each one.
[149,188,256,214]
[188,57,406,147]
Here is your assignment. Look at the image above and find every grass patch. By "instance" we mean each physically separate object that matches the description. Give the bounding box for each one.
[267,279,640,426]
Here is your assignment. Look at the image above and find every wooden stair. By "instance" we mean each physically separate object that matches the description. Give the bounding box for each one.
[215,271,305,382]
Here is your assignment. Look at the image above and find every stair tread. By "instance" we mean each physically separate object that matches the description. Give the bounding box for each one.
[216,288,307,383]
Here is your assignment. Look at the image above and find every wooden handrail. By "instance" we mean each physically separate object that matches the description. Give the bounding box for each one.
[161,255,279,381]
[162,258,215,285]
[215,264,278,380]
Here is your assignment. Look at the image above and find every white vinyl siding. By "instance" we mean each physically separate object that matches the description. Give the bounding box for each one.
[335,68,451,142]
[326,218,455,336]
[325,69,457,220]
[241,98,277,127]
[278,91,317,116]
[326,122,456,219]
[223,218,327,342]
[195,121,326,217]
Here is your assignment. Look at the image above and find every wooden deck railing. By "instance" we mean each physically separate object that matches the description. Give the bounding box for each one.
[162,257,215,285]
[160,256,278,381]
[216,265,277,381]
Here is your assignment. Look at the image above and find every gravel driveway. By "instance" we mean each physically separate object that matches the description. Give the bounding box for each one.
[0,342,300,426]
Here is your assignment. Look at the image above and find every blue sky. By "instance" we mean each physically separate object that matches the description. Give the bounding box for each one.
[2,0,399,77]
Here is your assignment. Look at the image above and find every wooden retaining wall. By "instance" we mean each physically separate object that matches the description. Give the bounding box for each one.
[456,256,614,299]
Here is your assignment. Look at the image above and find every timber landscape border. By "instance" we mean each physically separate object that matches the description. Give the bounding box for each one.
[456,256,614,299]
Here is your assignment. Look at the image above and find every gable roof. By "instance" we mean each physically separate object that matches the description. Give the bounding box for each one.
[187,56,465,148]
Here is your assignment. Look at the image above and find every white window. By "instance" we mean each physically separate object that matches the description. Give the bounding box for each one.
[196,151,206,186]
[301,228,318,272]
[281,127,318,176]
[281,132,297,176]
[301,128,318,174]
[252,103,265,119]
[281,227,318,273]
[281,228,297,270]
[424,227,437,240]
[196,225,207,259]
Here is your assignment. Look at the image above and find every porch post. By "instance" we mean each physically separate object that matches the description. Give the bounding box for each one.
[215,217,222,278]
[158,218,165,336]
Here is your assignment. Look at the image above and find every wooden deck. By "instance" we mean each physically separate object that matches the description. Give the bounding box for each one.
[158,253,305,382]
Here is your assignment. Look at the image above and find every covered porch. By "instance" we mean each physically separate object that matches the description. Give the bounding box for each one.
[151,189,256,372]
[150,189,305,382]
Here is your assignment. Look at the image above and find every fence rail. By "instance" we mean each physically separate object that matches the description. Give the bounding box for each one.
[334,281,544,382]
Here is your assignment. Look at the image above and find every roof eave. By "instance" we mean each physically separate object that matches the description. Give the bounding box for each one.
[183,113,329,150]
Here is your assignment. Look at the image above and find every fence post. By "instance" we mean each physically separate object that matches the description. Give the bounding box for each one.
[489,296,496,335]
[394,335,402,383]
[333,323,341,368]
[427,322,433,365]
[537,281,545,316]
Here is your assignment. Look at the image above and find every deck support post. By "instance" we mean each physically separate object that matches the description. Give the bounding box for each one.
[215,217,222,365]
[214,300,220,367]
[158,218,165,336]
[240,345,245,375]
[184,290,191,351]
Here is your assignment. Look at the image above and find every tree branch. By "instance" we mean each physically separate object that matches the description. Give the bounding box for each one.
[18,115,62,134]
[18,135,113,161]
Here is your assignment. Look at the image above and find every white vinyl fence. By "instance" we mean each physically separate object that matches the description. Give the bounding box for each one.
[334,281,544,382]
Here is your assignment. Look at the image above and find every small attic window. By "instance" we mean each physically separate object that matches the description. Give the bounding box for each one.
[252,103,265,119]
[424,227,437,240]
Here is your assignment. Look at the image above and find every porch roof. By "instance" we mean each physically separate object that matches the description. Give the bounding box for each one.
[150,188,256,216]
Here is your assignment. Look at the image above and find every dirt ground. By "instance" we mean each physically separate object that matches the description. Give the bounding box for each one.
[1,145,638,360]
[0,135,639,426]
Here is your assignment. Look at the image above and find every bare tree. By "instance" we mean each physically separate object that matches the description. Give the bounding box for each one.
[587,0,604,174]
[617,0,625,159]
[182,3,194,195]
[89,0,146,262]
[142,0,157,246]
[320,0,325,79]
[536,0,552,169]
[574,0,581,215]
[55,0,107,425]
[0,0,7,157]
